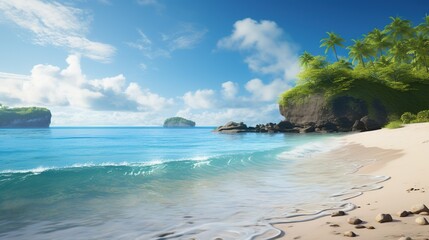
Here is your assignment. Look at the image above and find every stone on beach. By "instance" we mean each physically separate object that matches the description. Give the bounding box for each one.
[410,204,429,214]
[415,216,428,225]
[366,226,375,229]
[375,213,393,223]
[347,217,362,225]
[398,237,412,240]
[343,231,356,237]
[331,210,346,217]
[354,225,365,229]
[397,210,410,217]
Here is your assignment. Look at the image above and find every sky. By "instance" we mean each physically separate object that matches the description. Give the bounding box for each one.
[0,0,427,126]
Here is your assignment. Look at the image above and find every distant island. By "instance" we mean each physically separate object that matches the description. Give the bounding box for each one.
[0,104,51,128]
[278,15,429,133]
[163,117,196,128]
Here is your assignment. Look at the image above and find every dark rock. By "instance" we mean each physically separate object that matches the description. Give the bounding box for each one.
[375,213,393,223]
[360,116,382,131]
[300,125,315,133]
[397,210,410,217]
[352,120,365,132]
[355,225,366,229]
[277,120,294,129]
[366,226,375,229]
[411,204,429,214]
[347,217,363,225]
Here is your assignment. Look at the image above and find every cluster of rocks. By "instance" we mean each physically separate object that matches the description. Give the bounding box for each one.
[214,118,380,134]
[329,203,429,238]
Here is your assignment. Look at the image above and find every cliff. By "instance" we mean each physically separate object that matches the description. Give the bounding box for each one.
[0,106,51,128]
[279,80,429,132]
[163,117,195,128]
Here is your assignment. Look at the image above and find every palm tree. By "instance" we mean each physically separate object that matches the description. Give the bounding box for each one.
[417,14,429,36]
[375,56,391,68]
[389,41,411,64]
[299,51,315,68]
[384,17,414,43]
[365,28,391,57]
[347,39,374,67]
[407,34,429,72]
[320,32,345,61]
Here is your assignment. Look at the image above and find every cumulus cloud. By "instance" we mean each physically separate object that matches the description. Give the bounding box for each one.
[245,78,292,102]
[218,18,300,80]
[183,89,216,109]
[0,54,172,111]
[221,81,239,99]
[0,0,115,62]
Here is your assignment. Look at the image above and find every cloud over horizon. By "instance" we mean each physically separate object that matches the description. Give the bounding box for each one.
[0,55,172,112]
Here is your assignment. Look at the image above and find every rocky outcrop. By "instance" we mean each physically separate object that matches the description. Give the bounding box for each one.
[163,117,196,128]
[0,107,51,128]
[279,94,388,132]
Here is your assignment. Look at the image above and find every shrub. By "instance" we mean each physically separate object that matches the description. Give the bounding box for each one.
[385,120,403,129]
[400,112,416,124]
[416,110,429,122]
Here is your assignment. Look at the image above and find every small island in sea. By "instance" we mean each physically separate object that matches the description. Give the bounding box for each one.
[0,104,51,128]
[163,117,196,128]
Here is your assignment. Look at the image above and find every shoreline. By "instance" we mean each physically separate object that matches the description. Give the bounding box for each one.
[275,123,429,239]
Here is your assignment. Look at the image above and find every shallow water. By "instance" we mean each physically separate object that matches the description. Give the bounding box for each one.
[0,127,387,239]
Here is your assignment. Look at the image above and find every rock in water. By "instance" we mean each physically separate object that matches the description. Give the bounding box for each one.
[343,231,356,237]
[347,217,362,225]
[0,106,51,128]
[163,117,195,128]
[415,216,428,225]
[331,210,346,217]
[375,213,393,223]
[411,204,429,214]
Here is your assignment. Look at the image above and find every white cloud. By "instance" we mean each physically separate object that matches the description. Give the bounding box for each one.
[221,81,238,99]
[0,54,172,111]
[129,24,206,59]
[163,24,207,51]
[245,78,292,102]
[0,0,115,62]
[218,18,300,81]
[183,89,216,109]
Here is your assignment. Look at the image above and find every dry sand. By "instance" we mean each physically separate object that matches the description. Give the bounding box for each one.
[275,123,429,239]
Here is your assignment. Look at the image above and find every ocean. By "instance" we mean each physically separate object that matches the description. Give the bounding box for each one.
[0,127,387,239]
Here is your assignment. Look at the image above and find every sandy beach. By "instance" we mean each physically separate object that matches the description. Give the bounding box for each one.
[276,122,429,239]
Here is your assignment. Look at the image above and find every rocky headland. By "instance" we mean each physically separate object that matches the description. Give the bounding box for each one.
[0,106,51,128]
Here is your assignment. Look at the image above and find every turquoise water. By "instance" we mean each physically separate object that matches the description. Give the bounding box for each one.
[0,127,386,239]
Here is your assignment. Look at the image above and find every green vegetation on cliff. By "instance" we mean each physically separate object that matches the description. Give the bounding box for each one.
[163,117,196,128]
[280,16,429,121]
[0,104,52,128]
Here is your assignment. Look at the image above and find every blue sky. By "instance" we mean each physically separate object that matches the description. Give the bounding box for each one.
[0,0,427,126]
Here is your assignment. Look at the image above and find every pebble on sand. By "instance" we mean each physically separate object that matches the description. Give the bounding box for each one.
[415,216,428,225]
[347,217,363,225]
[331,210,346,217]
[411,204,429,214]
[397,210,410,217]
[375,213,393,223]
[343,231,356,237]
[398,237,412,240]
